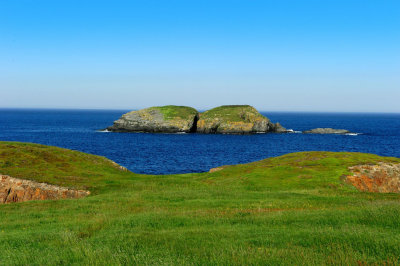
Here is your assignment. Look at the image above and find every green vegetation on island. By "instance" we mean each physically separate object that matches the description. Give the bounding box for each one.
[199,105,266,122]
[148,105,198,121]
[1,141,400,264]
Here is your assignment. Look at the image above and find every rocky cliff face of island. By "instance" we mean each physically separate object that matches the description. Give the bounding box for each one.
[1,175,90,204]
[107,105,199,133]
[107,105,286,134]
[196,105,285,134]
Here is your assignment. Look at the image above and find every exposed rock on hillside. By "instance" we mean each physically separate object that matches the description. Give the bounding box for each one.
[196,105,286,134]
[346,163,400,193]
[1,175,90,204]
[303,128,350,134]
[209,167,225,173]
[107,105,199,133]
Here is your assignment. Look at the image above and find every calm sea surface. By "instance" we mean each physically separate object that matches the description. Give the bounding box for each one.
[0,109,399,174]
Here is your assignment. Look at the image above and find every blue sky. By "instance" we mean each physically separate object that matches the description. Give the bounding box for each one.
[1,0,399,112]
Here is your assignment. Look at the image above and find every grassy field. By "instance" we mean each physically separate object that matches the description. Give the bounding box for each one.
[1,141,400,265]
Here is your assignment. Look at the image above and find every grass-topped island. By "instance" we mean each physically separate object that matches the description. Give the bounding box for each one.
[197,105,286,134]
[106,105,200,133]
[1,141,400,264]
[106,105,287,134]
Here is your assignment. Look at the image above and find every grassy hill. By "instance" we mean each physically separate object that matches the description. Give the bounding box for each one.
[0,141,133,193]
[1,141,400,264]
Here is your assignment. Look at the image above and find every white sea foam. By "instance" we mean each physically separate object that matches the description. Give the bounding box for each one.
[286,129,302,133]
[345,133,360,136]
[98,129,110,133]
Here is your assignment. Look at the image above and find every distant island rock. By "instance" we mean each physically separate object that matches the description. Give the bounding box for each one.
[303,128,351,134]
[107,105,199,133]
[197,105,286,134]
[106,105,287,134]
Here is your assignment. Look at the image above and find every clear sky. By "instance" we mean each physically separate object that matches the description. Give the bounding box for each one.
[1,0,399,112]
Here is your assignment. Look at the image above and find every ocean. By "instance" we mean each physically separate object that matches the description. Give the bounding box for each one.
[0,109,399,174]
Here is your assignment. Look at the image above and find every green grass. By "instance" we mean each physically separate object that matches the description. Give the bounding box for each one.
[0,142,134,194]
[199,105,267,122]
[149,105,198,120]
[1,141,400,265]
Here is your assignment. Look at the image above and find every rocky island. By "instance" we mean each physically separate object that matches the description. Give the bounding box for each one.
[107,105,199,133]
[107,105,287,134]
[303,128,351,134]
[197,105,286,134]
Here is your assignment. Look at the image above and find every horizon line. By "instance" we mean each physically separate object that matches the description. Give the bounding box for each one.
[1,107,399,115]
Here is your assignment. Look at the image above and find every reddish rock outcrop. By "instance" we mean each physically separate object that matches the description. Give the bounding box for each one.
[0,175,90,204]
[209,167,224,173]
[346,163,400,193]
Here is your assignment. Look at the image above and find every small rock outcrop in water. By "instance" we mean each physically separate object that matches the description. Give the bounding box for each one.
[0,175,90,204]
[346,163,400,193]
[107,105,287,134]
[197,105,286,134]
[107,105,199,133]
[270,122,288,133]
[303,128,350,134]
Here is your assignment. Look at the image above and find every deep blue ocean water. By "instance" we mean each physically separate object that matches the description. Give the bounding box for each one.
[0,109,399,175]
